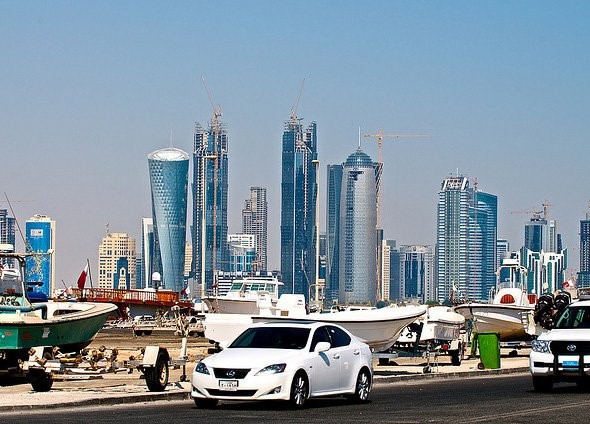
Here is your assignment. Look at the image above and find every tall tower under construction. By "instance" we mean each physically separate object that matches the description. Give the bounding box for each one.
[192,120,229,294]
[280,118,318,300]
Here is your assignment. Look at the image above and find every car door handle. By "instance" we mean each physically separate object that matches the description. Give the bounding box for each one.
[333,353,341,359]
[353,349,360,355]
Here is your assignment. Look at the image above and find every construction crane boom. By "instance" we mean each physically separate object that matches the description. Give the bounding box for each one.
[363,128,429,304]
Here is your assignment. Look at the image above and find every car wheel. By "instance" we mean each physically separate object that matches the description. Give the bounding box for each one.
[289,372,308,408]
[145,351,169,392]
[352,368,371,403]
[194,398,219,408]
[532,376,553,392]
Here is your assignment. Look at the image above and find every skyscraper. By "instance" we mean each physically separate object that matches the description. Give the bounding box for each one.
[325,164,343,305]
[0,209,15,266]
[396,245,435,303]
[140,217,154,289]
[339,148,377,304]
[280,119,318,300]
[192,121,229,292]
[242,187,268,272]
[148,147,189,292]
[25,214,56,297]
[436,176,497,302]
[579,212,590,288]
[524,216,558,253]
[98,232,136,289]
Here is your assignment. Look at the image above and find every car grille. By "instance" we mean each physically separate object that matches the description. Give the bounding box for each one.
[550,341,590,355]
[207,389,257,397]
[213,368,250,379]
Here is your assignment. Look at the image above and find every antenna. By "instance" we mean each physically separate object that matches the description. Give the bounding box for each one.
[358,126,361,149]
[169,128,173,148]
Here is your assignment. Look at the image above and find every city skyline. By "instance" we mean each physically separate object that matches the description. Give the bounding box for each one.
[2,2,589,284]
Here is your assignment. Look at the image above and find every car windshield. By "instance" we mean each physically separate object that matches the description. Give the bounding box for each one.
[555,305,590,329]
[229,327,311,350]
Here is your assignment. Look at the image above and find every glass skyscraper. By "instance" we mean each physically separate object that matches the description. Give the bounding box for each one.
[338,148,377,304]
[436,176,497,302]
[242,187,268,272]
[192,122,229,293]
[326,164,343,305]
[579,212,590,288]
[280,119,318,300]
[148,147,189,292]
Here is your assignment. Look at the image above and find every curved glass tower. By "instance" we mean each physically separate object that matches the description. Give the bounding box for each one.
[339,148,377,304]
[148,147,189,292]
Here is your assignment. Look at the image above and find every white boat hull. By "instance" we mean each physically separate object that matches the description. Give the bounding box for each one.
[204,305,427,352]
[454,303,533,341]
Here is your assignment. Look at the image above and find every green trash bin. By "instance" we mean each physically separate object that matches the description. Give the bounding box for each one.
[476,332,501,369]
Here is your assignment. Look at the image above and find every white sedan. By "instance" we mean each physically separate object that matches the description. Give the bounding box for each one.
[191,321,373,408]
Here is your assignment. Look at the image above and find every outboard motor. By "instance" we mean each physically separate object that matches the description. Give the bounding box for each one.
[534,293,554,324]
[554,291,571,315]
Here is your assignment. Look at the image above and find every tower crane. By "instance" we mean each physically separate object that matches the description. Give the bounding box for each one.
[510,201,552,221]
[363,128,428,303]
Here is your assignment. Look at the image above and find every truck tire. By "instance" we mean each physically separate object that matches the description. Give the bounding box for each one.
[532,376,553,392]
[29,369,53,392]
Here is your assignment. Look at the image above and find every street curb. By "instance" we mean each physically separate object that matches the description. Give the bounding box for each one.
[2,390,192,412]
[374,366,530,383]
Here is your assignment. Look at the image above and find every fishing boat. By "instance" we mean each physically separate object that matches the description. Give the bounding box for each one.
[203,275,283,314]
[453,258,535,341]
[0,250,117,374]
[204,294,427,352]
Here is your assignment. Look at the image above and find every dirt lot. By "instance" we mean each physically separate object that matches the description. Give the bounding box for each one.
[87,327,214,364]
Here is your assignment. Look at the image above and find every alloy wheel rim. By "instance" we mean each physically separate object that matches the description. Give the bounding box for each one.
[358,372,370,400]
[294,377,306,405]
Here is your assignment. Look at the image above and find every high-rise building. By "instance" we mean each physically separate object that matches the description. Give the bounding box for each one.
[381,239,397,301]
[338,148,377,304]
[280,119,318,300]
[97,232,136,289]
[228,234,257,273]
[0,209,16,266]
[525,217,558,253]
[140,217,154,289]
[396,245,435,303]
[578,212,590,288]
[192,121,230,292]
[325,164,343,305]
[148,147,189,292]
[24,214,56,297]
[497,239,510,268]
[519,246,567,294]
[436,176,497,302]
[242,187,268,272]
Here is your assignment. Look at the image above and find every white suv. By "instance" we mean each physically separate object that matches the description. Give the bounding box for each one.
[530,299,590,391]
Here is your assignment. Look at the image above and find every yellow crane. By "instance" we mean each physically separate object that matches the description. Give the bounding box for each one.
[363,129,428,303]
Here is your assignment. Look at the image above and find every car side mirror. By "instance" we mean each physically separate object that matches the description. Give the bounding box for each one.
[314,341,331,353]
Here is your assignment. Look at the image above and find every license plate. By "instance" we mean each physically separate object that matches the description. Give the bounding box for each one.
[563,360,579,367]
[219,380,238,391]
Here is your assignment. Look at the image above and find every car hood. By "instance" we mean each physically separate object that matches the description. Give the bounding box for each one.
[539,329,590,341]
[204,347,305,369]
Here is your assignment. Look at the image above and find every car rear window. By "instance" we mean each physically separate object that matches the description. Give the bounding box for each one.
[229,327,311,349]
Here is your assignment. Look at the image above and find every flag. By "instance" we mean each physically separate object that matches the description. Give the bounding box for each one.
[181,285,191,296]
[77,263,89,289]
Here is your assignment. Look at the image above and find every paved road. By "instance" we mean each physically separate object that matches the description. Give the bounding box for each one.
[3,373,590,424]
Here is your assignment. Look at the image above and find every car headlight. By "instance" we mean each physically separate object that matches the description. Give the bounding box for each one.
[255,363,286,376]
[531,339,551,353]
[195,361,210,375]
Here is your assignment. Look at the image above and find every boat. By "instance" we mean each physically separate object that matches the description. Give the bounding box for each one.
[408,305,466,343]
[203,275,283,314]
[453,258,535,341]
[203,294,427,352]
[0,250,117,372]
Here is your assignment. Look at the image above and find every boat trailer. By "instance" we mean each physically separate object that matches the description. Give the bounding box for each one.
[21,342,189,392]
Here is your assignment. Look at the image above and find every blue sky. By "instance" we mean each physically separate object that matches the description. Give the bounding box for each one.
[1,1,589,284]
